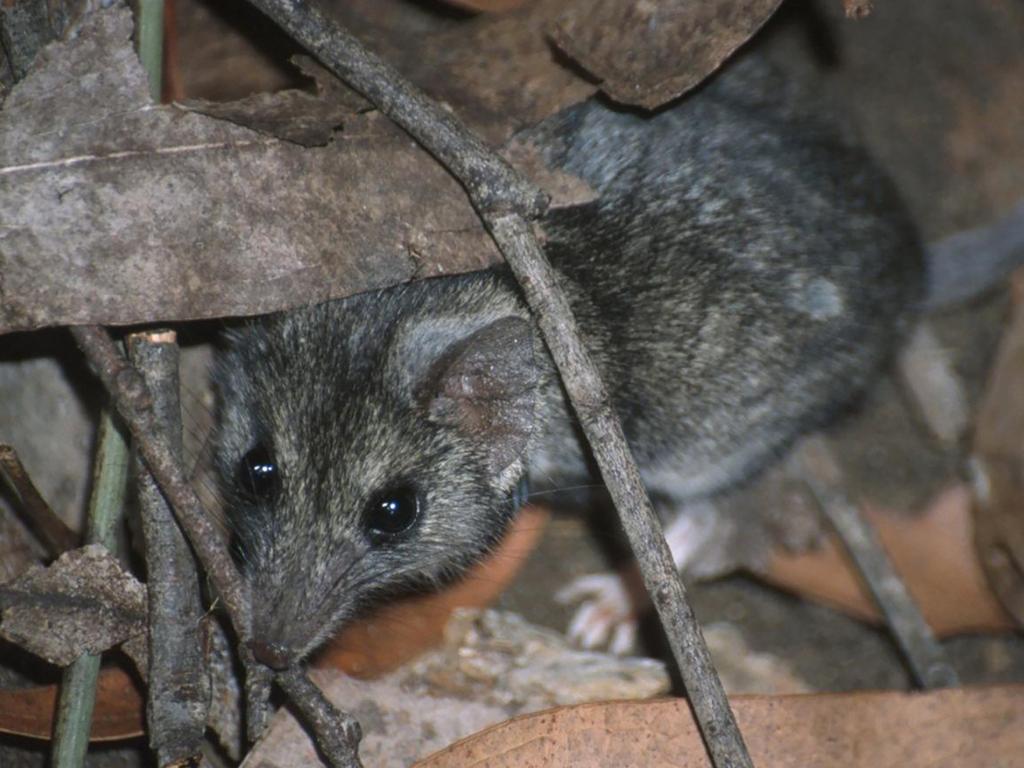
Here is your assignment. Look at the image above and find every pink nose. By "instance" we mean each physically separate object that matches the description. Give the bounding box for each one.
[248,640,294,670]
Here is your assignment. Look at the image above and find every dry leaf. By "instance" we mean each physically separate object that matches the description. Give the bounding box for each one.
[416,686,1024,767]
[758,485,1013,635]
[0,666,144,741]
[550,0,783,109]
[0,544,146,666]
[0,7,499,334]
[972,271,1024,627]
[398,0,598,146]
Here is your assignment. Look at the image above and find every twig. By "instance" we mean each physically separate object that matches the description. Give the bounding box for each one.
[244,656,274,743]
[797,437,960,689]
[277,668,362,768]
[51,409,130,767]
[232,2,752,766]
[0,444,78,557]
[128,330,210,765]
[238,0,545,220]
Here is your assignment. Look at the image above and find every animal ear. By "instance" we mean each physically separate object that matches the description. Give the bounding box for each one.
[417,316,539,475]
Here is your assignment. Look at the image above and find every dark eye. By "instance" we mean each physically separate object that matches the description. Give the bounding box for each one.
[364,485,420,543]
[236,445,281,503]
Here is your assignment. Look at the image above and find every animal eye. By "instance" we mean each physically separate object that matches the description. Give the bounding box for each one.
[236,445,280,503]
[364,485,420,543]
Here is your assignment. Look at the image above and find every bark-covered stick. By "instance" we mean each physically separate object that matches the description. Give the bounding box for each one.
[490,215,750,761]
[240,0,545,219]
[127,330,211,765]
[0,444,78,556]
[798,437,959,689]
[232,2,752,766]
[277,668,363,768]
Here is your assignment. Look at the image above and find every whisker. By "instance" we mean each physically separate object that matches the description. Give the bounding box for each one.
[526,482,602,499]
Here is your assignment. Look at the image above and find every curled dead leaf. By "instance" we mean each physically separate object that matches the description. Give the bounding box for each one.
[759,485,1013,635]
[0,666,144,741]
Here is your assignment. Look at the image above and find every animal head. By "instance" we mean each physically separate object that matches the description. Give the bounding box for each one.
[213,276,539,667]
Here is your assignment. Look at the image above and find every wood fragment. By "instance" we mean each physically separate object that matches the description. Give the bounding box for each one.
[127,331,210,766]
[276,668,363,768]
[71,326,357,764]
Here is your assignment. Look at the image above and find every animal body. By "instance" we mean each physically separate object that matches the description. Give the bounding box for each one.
[214,55,923,667]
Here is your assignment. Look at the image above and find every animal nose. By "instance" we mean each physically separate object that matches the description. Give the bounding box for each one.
[248,639,294,670]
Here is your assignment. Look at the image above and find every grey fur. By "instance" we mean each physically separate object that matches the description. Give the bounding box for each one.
[214,55,922,663]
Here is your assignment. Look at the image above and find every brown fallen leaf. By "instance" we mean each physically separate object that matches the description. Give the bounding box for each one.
[416,686,1024,767]
[550,0,783,109]
[0,666,144,741]
[972,269,1024,628]
[758,484,1013,635]
[1,7,500,334]
[398,0,598,146]
[315,505,549,677]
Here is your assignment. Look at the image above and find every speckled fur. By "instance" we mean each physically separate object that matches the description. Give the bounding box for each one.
[214,55,922,661]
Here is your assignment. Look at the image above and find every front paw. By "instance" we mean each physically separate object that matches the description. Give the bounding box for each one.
[555,571,646,655]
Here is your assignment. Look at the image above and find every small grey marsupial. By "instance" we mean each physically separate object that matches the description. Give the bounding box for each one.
[214,55,970,667]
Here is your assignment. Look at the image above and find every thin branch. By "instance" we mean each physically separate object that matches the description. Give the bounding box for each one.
[245,657,274,743]
[243,0,545,219]
[234,2,752,766]
[0,443,78,557]
[277,668,363,768]
[797,437,960,689]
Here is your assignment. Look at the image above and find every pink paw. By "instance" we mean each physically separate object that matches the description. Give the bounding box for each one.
[556,572,642,655]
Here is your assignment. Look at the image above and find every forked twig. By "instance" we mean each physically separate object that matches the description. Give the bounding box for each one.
[127,331,210,764]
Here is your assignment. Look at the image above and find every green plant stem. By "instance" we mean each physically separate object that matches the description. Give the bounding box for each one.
[51,411,130,768]
[137,0,165,101]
